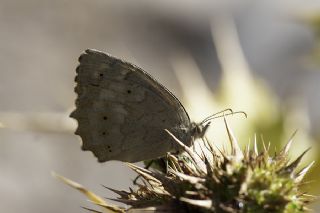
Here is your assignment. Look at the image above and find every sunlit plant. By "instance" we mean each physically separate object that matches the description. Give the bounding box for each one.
[55,118,314,213]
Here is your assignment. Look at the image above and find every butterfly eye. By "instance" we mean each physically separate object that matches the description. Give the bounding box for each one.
[127,90,132,94]
[103,116,108,120]
[99,73,104,77]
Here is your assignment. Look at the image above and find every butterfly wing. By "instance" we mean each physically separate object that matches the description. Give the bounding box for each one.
[70,49,191,162]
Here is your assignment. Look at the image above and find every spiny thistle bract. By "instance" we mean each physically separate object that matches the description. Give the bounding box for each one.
[56,118,315,213]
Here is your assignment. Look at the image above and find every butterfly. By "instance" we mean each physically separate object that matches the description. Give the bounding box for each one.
[70,49,233,162]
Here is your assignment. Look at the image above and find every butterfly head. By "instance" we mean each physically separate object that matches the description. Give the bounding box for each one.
[189,121,211,139]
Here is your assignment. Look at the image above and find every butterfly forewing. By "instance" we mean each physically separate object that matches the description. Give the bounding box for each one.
[71,49,191,162]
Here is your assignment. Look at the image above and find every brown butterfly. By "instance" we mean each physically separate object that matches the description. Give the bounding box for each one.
[71,49,236,162]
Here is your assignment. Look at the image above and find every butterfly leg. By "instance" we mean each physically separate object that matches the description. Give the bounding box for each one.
[133,160,154,185]
[165,153,169,175]
[133,158,167,185]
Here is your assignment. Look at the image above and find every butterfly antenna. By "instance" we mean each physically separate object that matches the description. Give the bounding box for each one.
[200,111,247,125]
[200,108,233,124]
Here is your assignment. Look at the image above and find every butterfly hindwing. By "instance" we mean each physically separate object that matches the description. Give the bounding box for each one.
[71,49,191,162]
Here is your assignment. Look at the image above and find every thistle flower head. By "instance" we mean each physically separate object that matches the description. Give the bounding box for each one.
[112,119,314,213]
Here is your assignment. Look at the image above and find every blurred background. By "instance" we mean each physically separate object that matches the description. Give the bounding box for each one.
[1,0,320,212]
